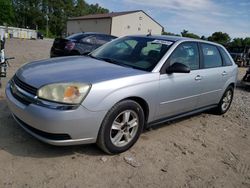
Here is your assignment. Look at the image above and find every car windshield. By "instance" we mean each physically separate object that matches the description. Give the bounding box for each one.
[90,36,174,71]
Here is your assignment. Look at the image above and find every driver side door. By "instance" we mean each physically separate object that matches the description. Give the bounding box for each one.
[156,42,203,119]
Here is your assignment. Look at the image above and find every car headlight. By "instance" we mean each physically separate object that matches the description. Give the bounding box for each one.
[37,83,91,104]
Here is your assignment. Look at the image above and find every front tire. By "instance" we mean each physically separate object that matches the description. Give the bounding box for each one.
[214,86,234,115]
[97,100,144,154]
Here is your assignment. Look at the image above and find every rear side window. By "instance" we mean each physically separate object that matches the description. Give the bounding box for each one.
[201,43,222,68]
[81,36,96,44]
[219,47,233,66]
[95,35,112,45]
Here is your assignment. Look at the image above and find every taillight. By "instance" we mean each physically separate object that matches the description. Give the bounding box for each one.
[65,41,75,50]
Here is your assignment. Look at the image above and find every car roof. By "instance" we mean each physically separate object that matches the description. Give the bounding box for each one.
[128,34,223,47]
[72,32,117,37]
[130,35,185,42]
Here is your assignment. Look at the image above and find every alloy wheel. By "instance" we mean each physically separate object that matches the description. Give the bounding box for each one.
[110,110,139,147]
[221,89,233,112]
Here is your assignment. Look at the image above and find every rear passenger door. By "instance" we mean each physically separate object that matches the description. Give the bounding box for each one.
[196,43,226,108]
[218,46,235,84]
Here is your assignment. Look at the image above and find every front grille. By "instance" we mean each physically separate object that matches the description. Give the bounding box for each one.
[11,89,31,105]
[10,75,37,105]
[14,115,72,140]
[10,76,79,110]
[13,75,37,96]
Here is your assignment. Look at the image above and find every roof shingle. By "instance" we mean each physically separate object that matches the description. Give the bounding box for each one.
[68,10,141,20]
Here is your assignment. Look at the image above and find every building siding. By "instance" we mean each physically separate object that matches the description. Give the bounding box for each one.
[67,18,111,35]
[111,11,162,36]
[67,11,163,37]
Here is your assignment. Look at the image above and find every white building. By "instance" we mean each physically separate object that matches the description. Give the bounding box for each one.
[67,10,163,37]
[0,26,37,39]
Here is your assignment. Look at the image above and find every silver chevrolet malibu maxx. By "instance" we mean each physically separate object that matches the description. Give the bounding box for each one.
[6,35,238,154]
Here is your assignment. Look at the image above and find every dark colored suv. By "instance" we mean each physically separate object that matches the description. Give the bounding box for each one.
[50,32,117,57]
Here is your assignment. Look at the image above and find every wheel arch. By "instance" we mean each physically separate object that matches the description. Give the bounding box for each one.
[222,82,235,95]
[120,96,149,127]
[228,82,235,88]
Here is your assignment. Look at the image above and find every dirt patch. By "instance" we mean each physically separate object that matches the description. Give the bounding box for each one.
[0,38,249,187]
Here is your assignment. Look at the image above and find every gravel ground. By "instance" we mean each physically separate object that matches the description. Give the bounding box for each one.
[0,38,249,188]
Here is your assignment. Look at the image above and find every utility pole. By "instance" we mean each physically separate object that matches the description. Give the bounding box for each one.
[45,5,49,38]
[45,14,49,37]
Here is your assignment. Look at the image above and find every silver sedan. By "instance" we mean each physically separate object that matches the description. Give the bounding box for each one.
[6,35,238,154]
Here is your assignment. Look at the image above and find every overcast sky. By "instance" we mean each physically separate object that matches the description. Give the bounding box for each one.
[85,0,250,38]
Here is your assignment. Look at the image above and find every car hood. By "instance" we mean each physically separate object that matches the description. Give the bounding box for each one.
[16,56,146,88]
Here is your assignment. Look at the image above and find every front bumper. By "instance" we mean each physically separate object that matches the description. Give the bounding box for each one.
[5,83,107,146]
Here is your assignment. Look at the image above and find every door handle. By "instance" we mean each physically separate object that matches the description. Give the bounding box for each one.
[222,71,228,76]
[195,75,202,81]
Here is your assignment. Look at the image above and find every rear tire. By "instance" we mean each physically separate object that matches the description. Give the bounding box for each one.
[214,86,234,115]
[97,100,144,154]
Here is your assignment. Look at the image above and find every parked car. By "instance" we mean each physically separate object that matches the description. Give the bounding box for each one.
[6,35,238,154]
[242,67,250,86]
[50,32,117,57]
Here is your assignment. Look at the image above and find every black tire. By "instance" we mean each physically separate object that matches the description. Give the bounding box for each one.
[214,86,234,115]
[97,100,144,154]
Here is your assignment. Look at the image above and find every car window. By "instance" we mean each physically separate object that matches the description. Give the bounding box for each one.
[90,36,174,71]
[95,35,112,45]
[219,47,233,66]
[168,42,199,70]
[106,36,117,41]
[81,36,96,44]
[141,43,161,56]
[126,40,137,48]
[201,43,222,68]
[113,40,137,56]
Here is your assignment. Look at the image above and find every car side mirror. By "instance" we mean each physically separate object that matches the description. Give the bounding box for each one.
[166,62,190,74]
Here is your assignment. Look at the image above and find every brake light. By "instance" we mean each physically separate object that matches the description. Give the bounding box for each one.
[65,41,75,50]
